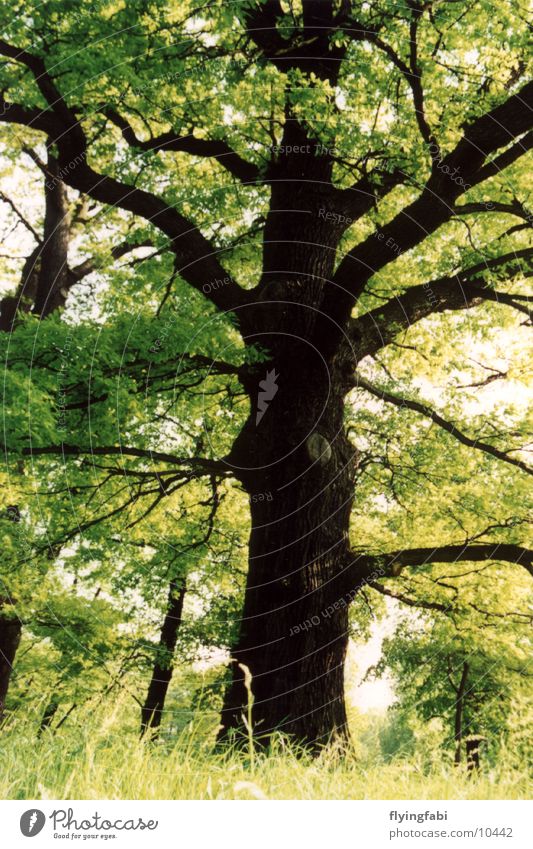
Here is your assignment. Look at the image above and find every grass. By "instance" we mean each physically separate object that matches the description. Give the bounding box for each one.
[1,708,530,800]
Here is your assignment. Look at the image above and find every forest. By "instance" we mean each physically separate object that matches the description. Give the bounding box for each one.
[0,0,531,800]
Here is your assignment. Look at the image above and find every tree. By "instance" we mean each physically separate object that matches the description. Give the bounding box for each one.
[0,142,154,719]
[0,0,531,748]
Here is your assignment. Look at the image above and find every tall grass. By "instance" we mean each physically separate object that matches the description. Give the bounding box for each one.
[0,704,530,800]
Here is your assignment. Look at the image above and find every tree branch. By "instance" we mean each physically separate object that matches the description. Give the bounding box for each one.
[67,239,154,283]
[340,167,405,221]
[453,199,533,221]
[353,373,532,476]
[315,80,533,354]
[347,544,533,592]
[342,9,434,145]
[367,580,448,611]
[0,190,41,242]
[468,131,533,188]
[240,0,346,81]
[0,41,249,315]
[21,443,231,476]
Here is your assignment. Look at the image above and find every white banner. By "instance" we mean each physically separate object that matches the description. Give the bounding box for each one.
[0,800,531,849]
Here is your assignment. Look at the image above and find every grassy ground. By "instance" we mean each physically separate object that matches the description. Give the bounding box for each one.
[1,715,530,800]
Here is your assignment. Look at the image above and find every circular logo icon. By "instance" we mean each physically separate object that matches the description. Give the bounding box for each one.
[20,809,46,837]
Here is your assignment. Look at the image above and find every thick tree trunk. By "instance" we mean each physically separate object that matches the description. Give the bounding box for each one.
[454,661,469,764]
[215,123,366,748]
[218,344,361,748]
[140,579,186,736]
[0,613,22,724]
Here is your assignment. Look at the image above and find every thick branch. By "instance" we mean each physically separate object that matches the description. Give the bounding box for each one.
[340,167,405,221]
[240,0,345,81]
[316,80,533,354]
[351,248,533,358]
[21,444,230,476]
[0,42,249,314]
[349,544,533,590]
[469,131,533,188]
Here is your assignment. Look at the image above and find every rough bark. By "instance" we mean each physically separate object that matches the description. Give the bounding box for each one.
[33,154,70,316]
[0,154,69,720]
[0,151,70,329]
[140,579,187,736]
[0,10,531,754]
[466,736,483,772]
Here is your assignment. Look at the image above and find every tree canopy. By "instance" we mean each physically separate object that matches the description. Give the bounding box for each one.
[0,0,531,755]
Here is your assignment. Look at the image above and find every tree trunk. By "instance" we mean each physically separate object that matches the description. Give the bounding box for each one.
[33,153,70,317]
[465,736,483,772]
[0,613,22,724]
[0,151,70,329]
[218,342,361,748]
[454,661,469,764]
[38,697,59,736]
[140,579,186,736]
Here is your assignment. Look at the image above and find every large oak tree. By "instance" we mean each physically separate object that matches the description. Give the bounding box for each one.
[1,0,532,747]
